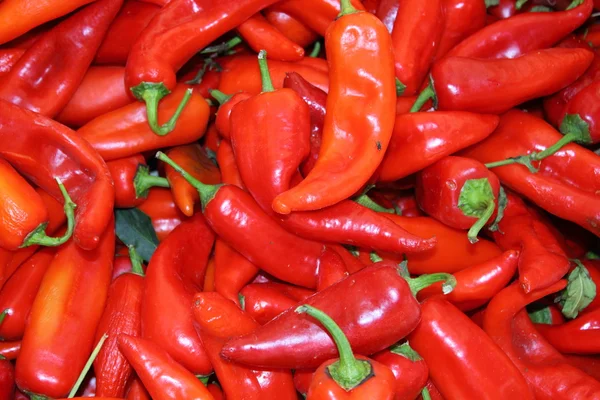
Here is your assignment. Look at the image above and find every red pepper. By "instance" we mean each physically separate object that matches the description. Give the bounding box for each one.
[94,248,145,398]
[0,341,20,360]
[297,304,396,399]
[391,0,443,95]
[0,48,25,77]
[579,259,600,315]
[0,248,55,340]
[164,144,221,216]
[411,48,594,114]
[421,379,445,400]
[564,355,600,382]
[433,0,486,60]
[79,85,210,161]
[214,239,259,306]
[378,112,499,182]
[125,376,150,400]
[0,100,114,250]
[141,212,214,374]
[272,1,395,213]
[0,356,15,400]
[448,0,592,59]
[461,109,600,237]
[118,334,214,400]
[294,369,314,397]
[240,283,312,325]
[237,13,305,61]
[0,0,122,117]
[409,297,534,399]
[372,342,429,400]
[95,0,161,65]
[217,55,329,95]
[216,140,244,188]
[263,9,318,48]
[535,308,600,354]
[330,244,367,274]
[558,79,600,145]
[108,154,168,208]
[375,0,398,32]
[56,66,132,128]
[221,261,454,369]
[137,188,186,241]
[417,250,519,311]
[213,92,252,140]
[316,246,349,291]
[0,0,96,45]
[192,292,297,399]
[484,281,600,399]
[203,123,221,153]
[125,0,280,136]
[416,156,502,243]
[15,219,114,398]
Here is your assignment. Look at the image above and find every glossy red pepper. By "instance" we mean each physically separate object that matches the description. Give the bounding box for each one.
[164,144,221,216]
[95,0,161,65]
[214,239,259,306]
[107,154,168,208]
[0,248,55,341]
[558,79,600,145]
[126,376,151,400]
[240,283,312,325]
[0,100,114,250]
[56,66,132,128]
[294,369,314,397]
[412,48,594,114]
[391,0,443,95]
[378,112,499,182]
[118,334,214,400]
[0,357,15,400]
[409,297,534,399]
[448,0,592,59]
[298,304,396,399]
[0,0,122,117]
[374,0,397,32]
[203,123,221,153]
[94,249,145,398]
[263,9,318,48]
[579,259,600,315]
[372,342,429,400]
[316,246,349,291]
[213,92,252,140]
[137,188,186,241]
[273,1,395,213]
[434,0,486,60]
[237,13,305,61]
[416,156,502,243]
[215,140,244,188]
[15,219,114,398]
[221,262,454,369]
[484,281,600,399]
[125,0,280,136]
[0,341,20,360]
[461,109,600,237]
[564,355,600,381]
[535,308,600,354]
[141,212,215,374]
[417,250,519,311]
[0,48,24,77]
[79,85,210,161]
[192,292,297,400]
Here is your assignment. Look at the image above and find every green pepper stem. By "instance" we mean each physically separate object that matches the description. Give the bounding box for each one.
[131,83,192,136]
[134,164,169,199]
[410,84,435,113]
[567,0,584,10]
[156,152,221,210]
[370,252,383,263]
[405,273,457,297]
[390,342,422,361]
[467,200,496,244]
[0,309,8,326]
[186,58,222,85]
[22,178,76,248]
[530,132,578,162]
[422,387,432,400]
[196,375,211,385]
[68,334,108,398]
[128,245,145,276]
[210,89,233,105]
[258,50,275,93]
[338,0,359,16]
[239,294,246,310]
[309,41,321,57]
[201,36,243,55]
[515,0,528,9]
[484,155,539,173]
[354,193,395,214]
[296,304,372,391]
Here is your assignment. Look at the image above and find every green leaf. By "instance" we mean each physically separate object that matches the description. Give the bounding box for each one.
[515,0,528,10]
[529,5,552,11]
[390,342,422,361]
[528,306,553,324]
[586,251,600,260]
[560,114,593,145]
[205,147,218,167]
[395,78,406,96]
[559,260,597,319]
[485,0,499,7]
[115,208,159,263]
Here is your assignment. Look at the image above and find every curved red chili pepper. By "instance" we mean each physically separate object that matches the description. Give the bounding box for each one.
[95,0,161,65]
[141,212,215,375]
[214,239,259,306]
[417,250,519,311]
[107,154,167,208]
[378,112,499,182]
[0,0,122,117]
[316,246,349,291]
[237,13,305,61]
[564,354,600,381]
[0,248,55,341]
[0,100,114,250]
[0,48,25,77]
[410,297,534,399]
[461,109,600,237]
[215,140,244,188]
[118,334,214,399]
[372,342,429,400]
[221,262,454,369]
[483,281,600,399]
[15,219,114,398]
[448,0,592,58]
[535,308,600,354]
[213,92,252,139]
[79,85,210,161]
[137,188,187,241]
[391,0,443,95]
[203,123,221,153]
[192,292,297,400]
[434,0,486,60]
[272,1,395,213]
[263,9,318,48]
[56,66,132,128]
[487,0,517,19]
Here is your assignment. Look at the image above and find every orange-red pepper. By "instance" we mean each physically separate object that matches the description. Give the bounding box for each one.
[137,188,187,241]
[263,9,318,48]
[237,13,305,61]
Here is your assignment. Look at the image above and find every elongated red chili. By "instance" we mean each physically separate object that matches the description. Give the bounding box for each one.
[0,0,123,117]
[0,48,25,77]
[216,140,245,188]
[535,308,600,354]
[372,342,429,400]
[434,0,486,60]
[240,283,310,325]
[237,13,305,61]
[263,9,318,48]
[214,239,259,306]
[272,0,395,213]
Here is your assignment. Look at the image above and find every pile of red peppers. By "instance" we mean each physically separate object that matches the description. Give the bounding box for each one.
[1,0,600,398]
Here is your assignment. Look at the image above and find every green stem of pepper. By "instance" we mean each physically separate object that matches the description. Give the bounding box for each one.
[258,50,275,93]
